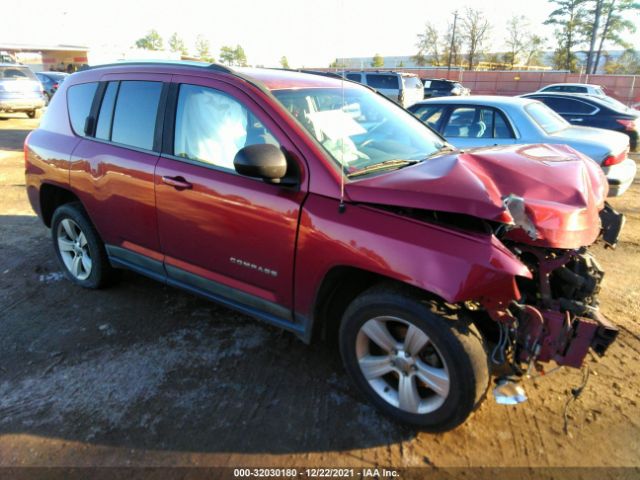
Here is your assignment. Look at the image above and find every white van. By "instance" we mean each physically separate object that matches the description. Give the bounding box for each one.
[343,71,424,108]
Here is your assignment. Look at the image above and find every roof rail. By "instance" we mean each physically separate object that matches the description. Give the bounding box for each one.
[87,60,234,73]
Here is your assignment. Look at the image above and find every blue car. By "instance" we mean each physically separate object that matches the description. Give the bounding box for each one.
[408,95,636,196]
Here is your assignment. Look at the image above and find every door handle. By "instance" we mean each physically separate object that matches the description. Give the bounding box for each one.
[162,176,193,190]
[569,118,584,122]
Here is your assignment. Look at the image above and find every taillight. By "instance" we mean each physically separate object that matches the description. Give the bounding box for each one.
[53,83,59,90]
[616,118,637,131]
[603,150,627,166]
[398,91,404,104]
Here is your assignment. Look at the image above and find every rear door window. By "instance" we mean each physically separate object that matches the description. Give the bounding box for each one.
[366,74,399,90]
[537,96,597,114]
[110,81,163,150]
[67,82,98,136]
[442,106,513,138]
[411,105,446,130]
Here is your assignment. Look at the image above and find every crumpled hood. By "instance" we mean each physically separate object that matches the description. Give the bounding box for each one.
[346,144,608,248]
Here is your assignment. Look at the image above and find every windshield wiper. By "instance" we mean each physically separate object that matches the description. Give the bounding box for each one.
[348,159,418,178]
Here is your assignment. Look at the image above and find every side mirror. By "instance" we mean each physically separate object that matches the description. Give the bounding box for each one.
[234,144,289,183]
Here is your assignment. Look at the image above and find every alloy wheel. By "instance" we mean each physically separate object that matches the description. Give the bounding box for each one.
[355,316,450,414]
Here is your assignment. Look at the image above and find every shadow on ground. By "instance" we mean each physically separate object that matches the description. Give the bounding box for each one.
[0,215,415,455]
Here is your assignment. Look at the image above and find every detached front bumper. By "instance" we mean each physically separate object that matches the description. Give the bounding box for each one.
[604,157,637,197]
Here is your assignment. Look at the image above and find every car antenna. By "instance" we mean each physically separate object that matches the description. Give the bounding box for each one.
[338,0,346,214]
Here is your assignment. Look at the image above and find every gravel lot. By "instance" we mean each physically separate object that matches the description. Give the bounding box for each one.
[0,114,639,474]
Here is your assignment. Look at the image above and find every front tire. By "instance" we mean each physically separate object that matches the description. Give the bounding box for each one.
[51,202,115,289]
[339,285,489,431]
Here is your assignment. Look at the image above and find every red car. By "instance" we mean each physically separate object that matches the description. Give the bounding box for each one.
[25,62,623,431]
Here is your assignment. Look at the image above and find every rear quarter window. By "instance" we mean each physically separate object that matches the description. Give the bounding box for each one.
[403,76,423,90]
[366,74,399,90]
[67,82,98,136]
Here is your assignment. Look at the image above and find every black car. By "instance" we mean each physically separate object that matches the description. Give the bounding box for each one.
[35,72,68,103]
[422,78,470,98]
[521,92,639,151]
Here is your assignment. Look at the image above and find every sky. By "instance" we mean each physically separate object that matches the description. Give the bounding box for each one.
[3,0,640,67]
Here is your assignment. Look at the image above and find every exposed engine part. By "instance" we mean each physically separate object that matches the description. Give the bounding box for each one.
[550,251,604,316]
[485,243,617,373]
[491,322,511,365]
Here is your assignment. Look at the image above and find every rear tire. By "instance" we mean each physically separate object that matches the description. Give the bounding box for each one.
[27,109,41,119]
[51,202,115,289]
[339,284,489,431]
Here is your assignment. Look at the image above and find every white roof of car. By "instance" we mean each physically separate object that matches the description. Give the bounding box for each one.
[413,95,537,108]
[541,83,602,88]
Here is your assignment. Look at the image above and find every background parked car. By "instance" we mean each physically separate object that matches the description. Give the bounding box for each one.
[0,64,45,118]
[35,71,68,103]
[422,78,470,98]
[535,83,607,96]
[521,92,639,152]
[341,71,423,108]
[408,95,636,196]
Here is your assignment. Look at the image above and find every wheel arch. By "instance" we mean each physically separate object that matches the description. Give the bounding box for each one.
[310,265,446,344]
[39,183,81,227]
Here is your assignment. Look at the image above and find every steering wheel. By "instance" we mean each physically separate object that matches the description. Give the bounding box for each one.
[358,119,388,148]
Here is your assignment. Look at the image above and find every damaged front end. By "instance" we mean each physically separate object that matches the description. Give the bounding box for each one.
[480,202,623,377]
[346,143,625,381]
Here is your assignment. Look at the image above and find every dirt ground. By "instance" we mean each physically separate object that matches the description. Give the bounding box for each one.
[0,113,639,473]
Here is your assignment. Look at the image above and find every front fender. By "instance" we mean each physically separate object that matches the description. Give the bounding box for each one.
[293,195,530,318]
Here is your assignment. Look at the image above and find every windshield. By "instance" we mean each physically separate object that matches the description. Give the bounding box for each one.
[272,87,446,174]
[525,102,569,134]
[0,66,38,81]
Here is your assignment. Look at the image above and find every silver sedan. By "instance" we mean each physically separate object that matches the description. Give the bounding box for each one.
[408,95,636,196]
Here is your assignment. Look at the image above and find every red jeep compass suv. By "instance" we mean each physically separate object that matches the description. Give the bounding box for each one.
[25,61,623,431]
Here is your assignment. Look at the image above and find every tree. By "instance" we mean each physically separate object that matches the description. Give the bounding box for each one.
[219,46,235,65]
[584,0,605,73]
[460,8,491,70]
[414,23,441,66]
[545,0,588,72]
[524,35,547,66]
[168,33,188,56]
[280,56,290,69]
[604,48,640,73]
[371,53,384,67]
[135,30,163,51]
[219,45,248,66]
[329,58,346,68]
[592,0,640,73]
[504,15,529,69]
[195,35,214,62]
[442,20,464,68]
[234,45,248,66]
